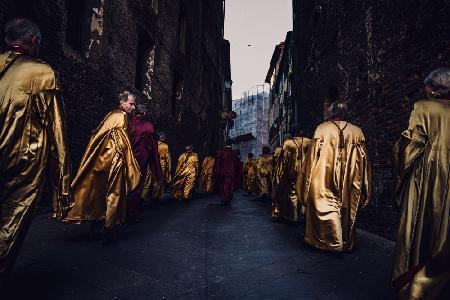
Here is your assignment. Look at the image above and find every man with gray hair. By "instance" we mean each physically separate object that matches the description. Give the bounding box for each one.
[0,18,72,281]
[65,91,141,244]
[391,68,450,298]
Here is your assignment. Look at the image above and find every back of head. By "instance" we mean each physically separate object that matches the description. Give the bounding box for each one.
[5,18,41,48]
[134,103,147,116]
[248,152,254,159]
[330,100,348,120]
[262,146,270,155]
[424,67,450,98]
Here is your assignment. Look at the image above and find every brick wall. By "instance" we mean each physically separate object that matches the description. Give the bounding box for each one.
[292,0,450,239]
[0,0,228,170]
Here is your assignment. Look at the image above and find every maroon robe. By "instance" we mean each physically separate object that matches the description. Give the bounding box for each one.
[127,116,161,220]
[214,147,239,205]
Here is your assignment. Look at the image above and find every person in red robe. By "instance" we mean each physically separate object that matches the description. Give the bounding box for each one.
[127,104,161,223]
[214,142,240,206]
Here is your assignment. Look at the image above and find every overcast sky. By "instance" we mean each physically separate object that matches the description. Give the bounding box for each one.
[224,0,292,99]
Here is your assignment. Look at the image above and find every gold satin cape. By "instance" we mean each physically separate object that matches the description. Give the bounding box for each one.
[0,51,71,276]
[142,141,172,200]
[257,154,274,196]
[243,158,259,193]
[391,99,450,292]
[271,147,283,198]
[272,137,311,221]
[169,152,199,199]
[300,121,371,252]
[198,156,215,193]
[65,110,141,228]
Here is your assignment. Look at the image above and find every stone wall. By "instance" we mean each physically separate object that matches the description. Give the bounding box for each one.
[292,0,450,239]
[0,0,228,168]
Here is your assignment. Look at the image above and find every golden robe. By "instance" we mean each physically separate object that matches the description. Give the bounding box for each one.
[169,152,199,199]
[271,147,283,198]
[243,158,258,193]
[257,154,274,196]
[391,99,450,291]
[272,137,311,221]
[65,110,141,228]
[141,141,172,200]
[0,51,71,276]
[198,156,215,193]
[300,121,371,252]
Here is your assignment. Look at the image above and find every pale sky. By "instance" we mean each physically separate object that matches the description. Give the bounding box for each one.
[224,0,293,99]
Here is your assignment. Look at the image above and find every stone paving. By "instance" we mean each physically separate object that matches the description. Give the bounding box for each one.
[3,192,395,299]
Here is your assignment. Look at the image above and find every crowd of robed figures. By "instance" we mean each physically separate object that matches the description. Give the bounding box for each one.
[1,18,450,299]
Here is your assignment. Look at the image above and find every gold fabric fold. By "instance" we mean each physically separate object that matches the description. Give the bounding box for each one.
[243,158,258,193]
[198,156,215,193]
[65,110,141,228]
[169,152,199,199]
[300,122,371,252]
[272,137,311,221]
[391,99,450,289]
[142,141,172,200]
[257,154,274,196]
[0,51,71,276]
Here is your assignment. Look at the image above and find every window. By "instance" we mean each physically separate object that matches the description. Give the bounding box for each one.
[151,0,159,14]
[172,76,184,122]
[136,29,156,100]
[178,15,187,55]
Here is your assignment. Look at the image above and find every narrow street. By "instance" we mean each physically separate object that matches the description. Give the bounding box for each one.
[6,192,394,300]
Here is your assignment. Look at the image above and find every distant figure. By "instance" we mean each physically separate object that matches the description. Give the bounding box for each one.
[141,132,172,203]
[391,68,450,297]
[169,145,199,202]
[299,101,371,252]
[214,141,240,205]
[243,152,258,195]
[127,104,161,222]
[65,91,141,244]
[257,146,274,200]
[198,152,216,194]
[272,125,311,223]
[234,149,243,191]
[0,18,72,280]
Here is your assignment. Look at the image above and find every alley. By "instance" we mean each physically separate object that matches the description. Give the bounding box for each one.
[5,192,394,300]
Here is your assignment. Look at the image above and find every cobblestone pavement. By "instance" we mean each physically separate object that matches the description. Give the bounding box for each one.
[3,192,395,299]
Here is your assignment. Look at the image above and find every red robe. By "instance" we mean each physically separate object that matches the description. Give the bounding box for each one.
[127,116,161,220]
[214,147,239,204]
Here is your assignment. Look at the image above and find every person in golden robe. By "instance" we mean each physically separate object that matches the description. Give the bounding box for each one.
[272,125,311,222]
[257,146,274,200]
[391,68,450,296]
[299,102,371,252]
[169,145,199,202]
[0,18,72,281]
[271,146,283,198]
[198,152,216,194]
[65,91,141,244]
[243,153,258,195]
[141,132,172,203]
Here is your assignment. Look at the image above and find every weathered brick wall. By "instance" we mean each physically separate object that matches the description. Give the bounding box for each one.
[0,0,227,169]
[292,0,450,239]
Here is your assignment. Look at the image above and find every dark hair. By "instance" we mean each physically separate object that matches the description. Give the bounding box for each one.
[262,146,270,154]
[5,18,41,46]
[330,101,348,119]
[290,124,302,136]
[248,152,254,158]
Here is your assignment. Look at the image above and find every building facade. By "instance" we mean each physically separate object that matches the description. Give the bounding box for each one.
[291,0,450,237]
[265,31,294,150]
[229,85,269,158]
[0,0,232,167]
